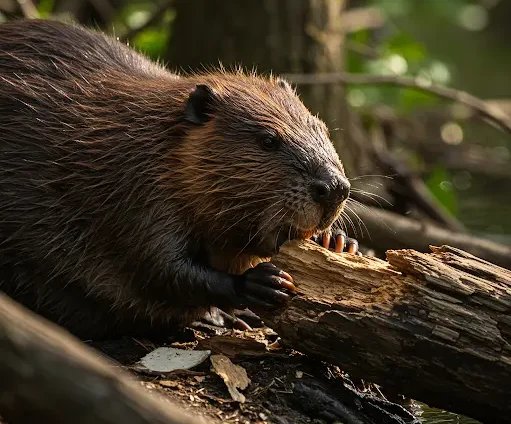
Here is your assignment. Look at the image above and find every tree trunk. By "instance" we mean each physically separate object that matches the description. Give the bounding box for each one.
[258,240,511,424]
[167,0,373,177]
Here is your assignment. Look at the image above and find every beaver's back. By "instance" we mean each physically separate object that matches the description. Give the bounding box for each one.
[0,19,168,79]
[0,20,189,337]
[0,19,175,241]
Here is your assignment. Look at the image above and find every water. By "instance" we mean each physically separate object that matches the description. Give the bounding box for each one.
[419,403,481,424]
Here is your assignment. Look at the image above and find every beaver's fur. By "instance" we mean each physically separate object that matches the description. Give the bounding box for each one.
[0,19,350,339]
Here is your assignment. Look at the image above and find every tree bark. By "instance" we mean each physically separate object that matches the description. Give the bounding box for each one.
[0,293,203,424]
[260,240,511,424]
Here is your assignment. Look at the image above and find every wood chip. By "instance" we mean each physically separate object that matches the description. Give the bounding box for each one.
[210,354,250,403]
[199,335,268,358]
[158,380,180,388]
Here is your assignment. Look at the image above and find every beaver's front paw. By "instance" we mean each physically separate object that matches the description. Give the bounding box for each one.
[311,230,361,255]
[236,262,296,310]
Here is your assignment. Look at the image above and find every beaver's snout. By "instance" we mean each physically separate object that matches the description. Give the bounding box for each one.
[310,171,350,208]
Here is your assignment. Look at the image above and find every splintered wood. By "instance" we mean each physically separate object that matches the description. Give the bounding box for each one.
[210,354,250,403]
[263,240,511,424]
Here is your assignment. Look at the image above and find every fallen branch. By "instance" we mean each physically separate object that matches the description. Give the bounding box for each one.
[0,293,203,424]
[367,122,466,232]
[263,240,511,424]
[283,72,511,133]
[345,203,511,269]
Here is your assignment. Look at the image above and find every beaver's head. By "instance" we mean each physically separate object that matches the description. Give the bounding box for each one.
[174,71,349,257]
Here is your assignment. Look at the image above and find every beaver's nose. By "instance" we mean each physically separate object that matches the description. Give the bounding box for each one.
[310,174,350,206]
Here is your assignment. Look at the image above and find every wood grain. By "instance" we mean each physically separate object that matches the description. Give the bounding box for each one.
[262,240,511,423]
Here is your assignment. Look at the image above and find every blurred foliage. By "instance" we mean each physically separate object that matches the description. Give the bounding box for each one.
[344,0,509,234]
[346,0,492,113]
[35,0,174,58]
[425,166,458,216]
[37,0,55,17]
[111,1,175,59]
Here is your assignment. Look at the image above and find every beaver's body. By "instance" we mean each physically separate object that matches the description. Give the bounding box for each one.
[0,20,351,339]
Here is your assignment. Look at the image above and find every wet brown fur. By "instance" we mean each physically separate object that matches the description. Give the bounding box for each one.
[0,19,346,338]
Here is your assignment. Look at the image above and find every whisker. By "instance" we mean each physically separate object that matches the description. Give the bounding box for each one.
[211,210,249,245]
[353,183,388,194]
[248,199,283,229]
[349,174,396,181]
[350,189,393,207]
[342,205,359,238]
[347,200,395,236]
[273,210,289,250]
[344,203,368,239]
[353,181,385,188]
[287,211,297,243]
[332,214,348,237]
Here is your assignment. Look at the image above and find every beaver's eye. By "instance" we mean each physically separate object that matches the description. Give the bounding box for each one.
[260,137,280,151]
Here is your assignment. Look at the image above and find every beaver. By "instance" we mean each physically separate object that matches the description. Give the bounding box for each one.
[0,19,358,339]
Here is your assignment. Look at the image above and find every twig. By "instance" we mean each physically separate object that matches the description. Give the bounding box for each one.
[120,0,174,43]
[15,0,40,19]
[283,72,511,134]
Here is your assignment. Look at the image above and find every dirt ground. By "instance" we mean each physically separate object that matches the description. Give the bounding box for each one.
[89,323,421,424]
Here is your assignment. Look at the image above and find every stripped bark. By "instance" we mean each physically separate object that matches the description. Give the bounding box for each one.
[262,240,511,424]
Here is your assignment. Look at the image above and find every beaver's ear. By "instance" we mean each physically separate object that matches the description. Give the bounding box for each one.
[276,77,293,92]
[184,84,216,125]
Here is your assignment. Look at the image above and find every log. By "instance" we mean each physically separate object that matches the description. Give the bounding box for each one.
[0,293,204,424]
[263,240,511,424]
[346,203,511,270]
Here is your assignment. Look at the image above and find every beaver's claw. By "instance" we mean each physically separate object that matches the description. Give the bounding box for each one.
[236,262,296,310]
[311,230,361,255]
